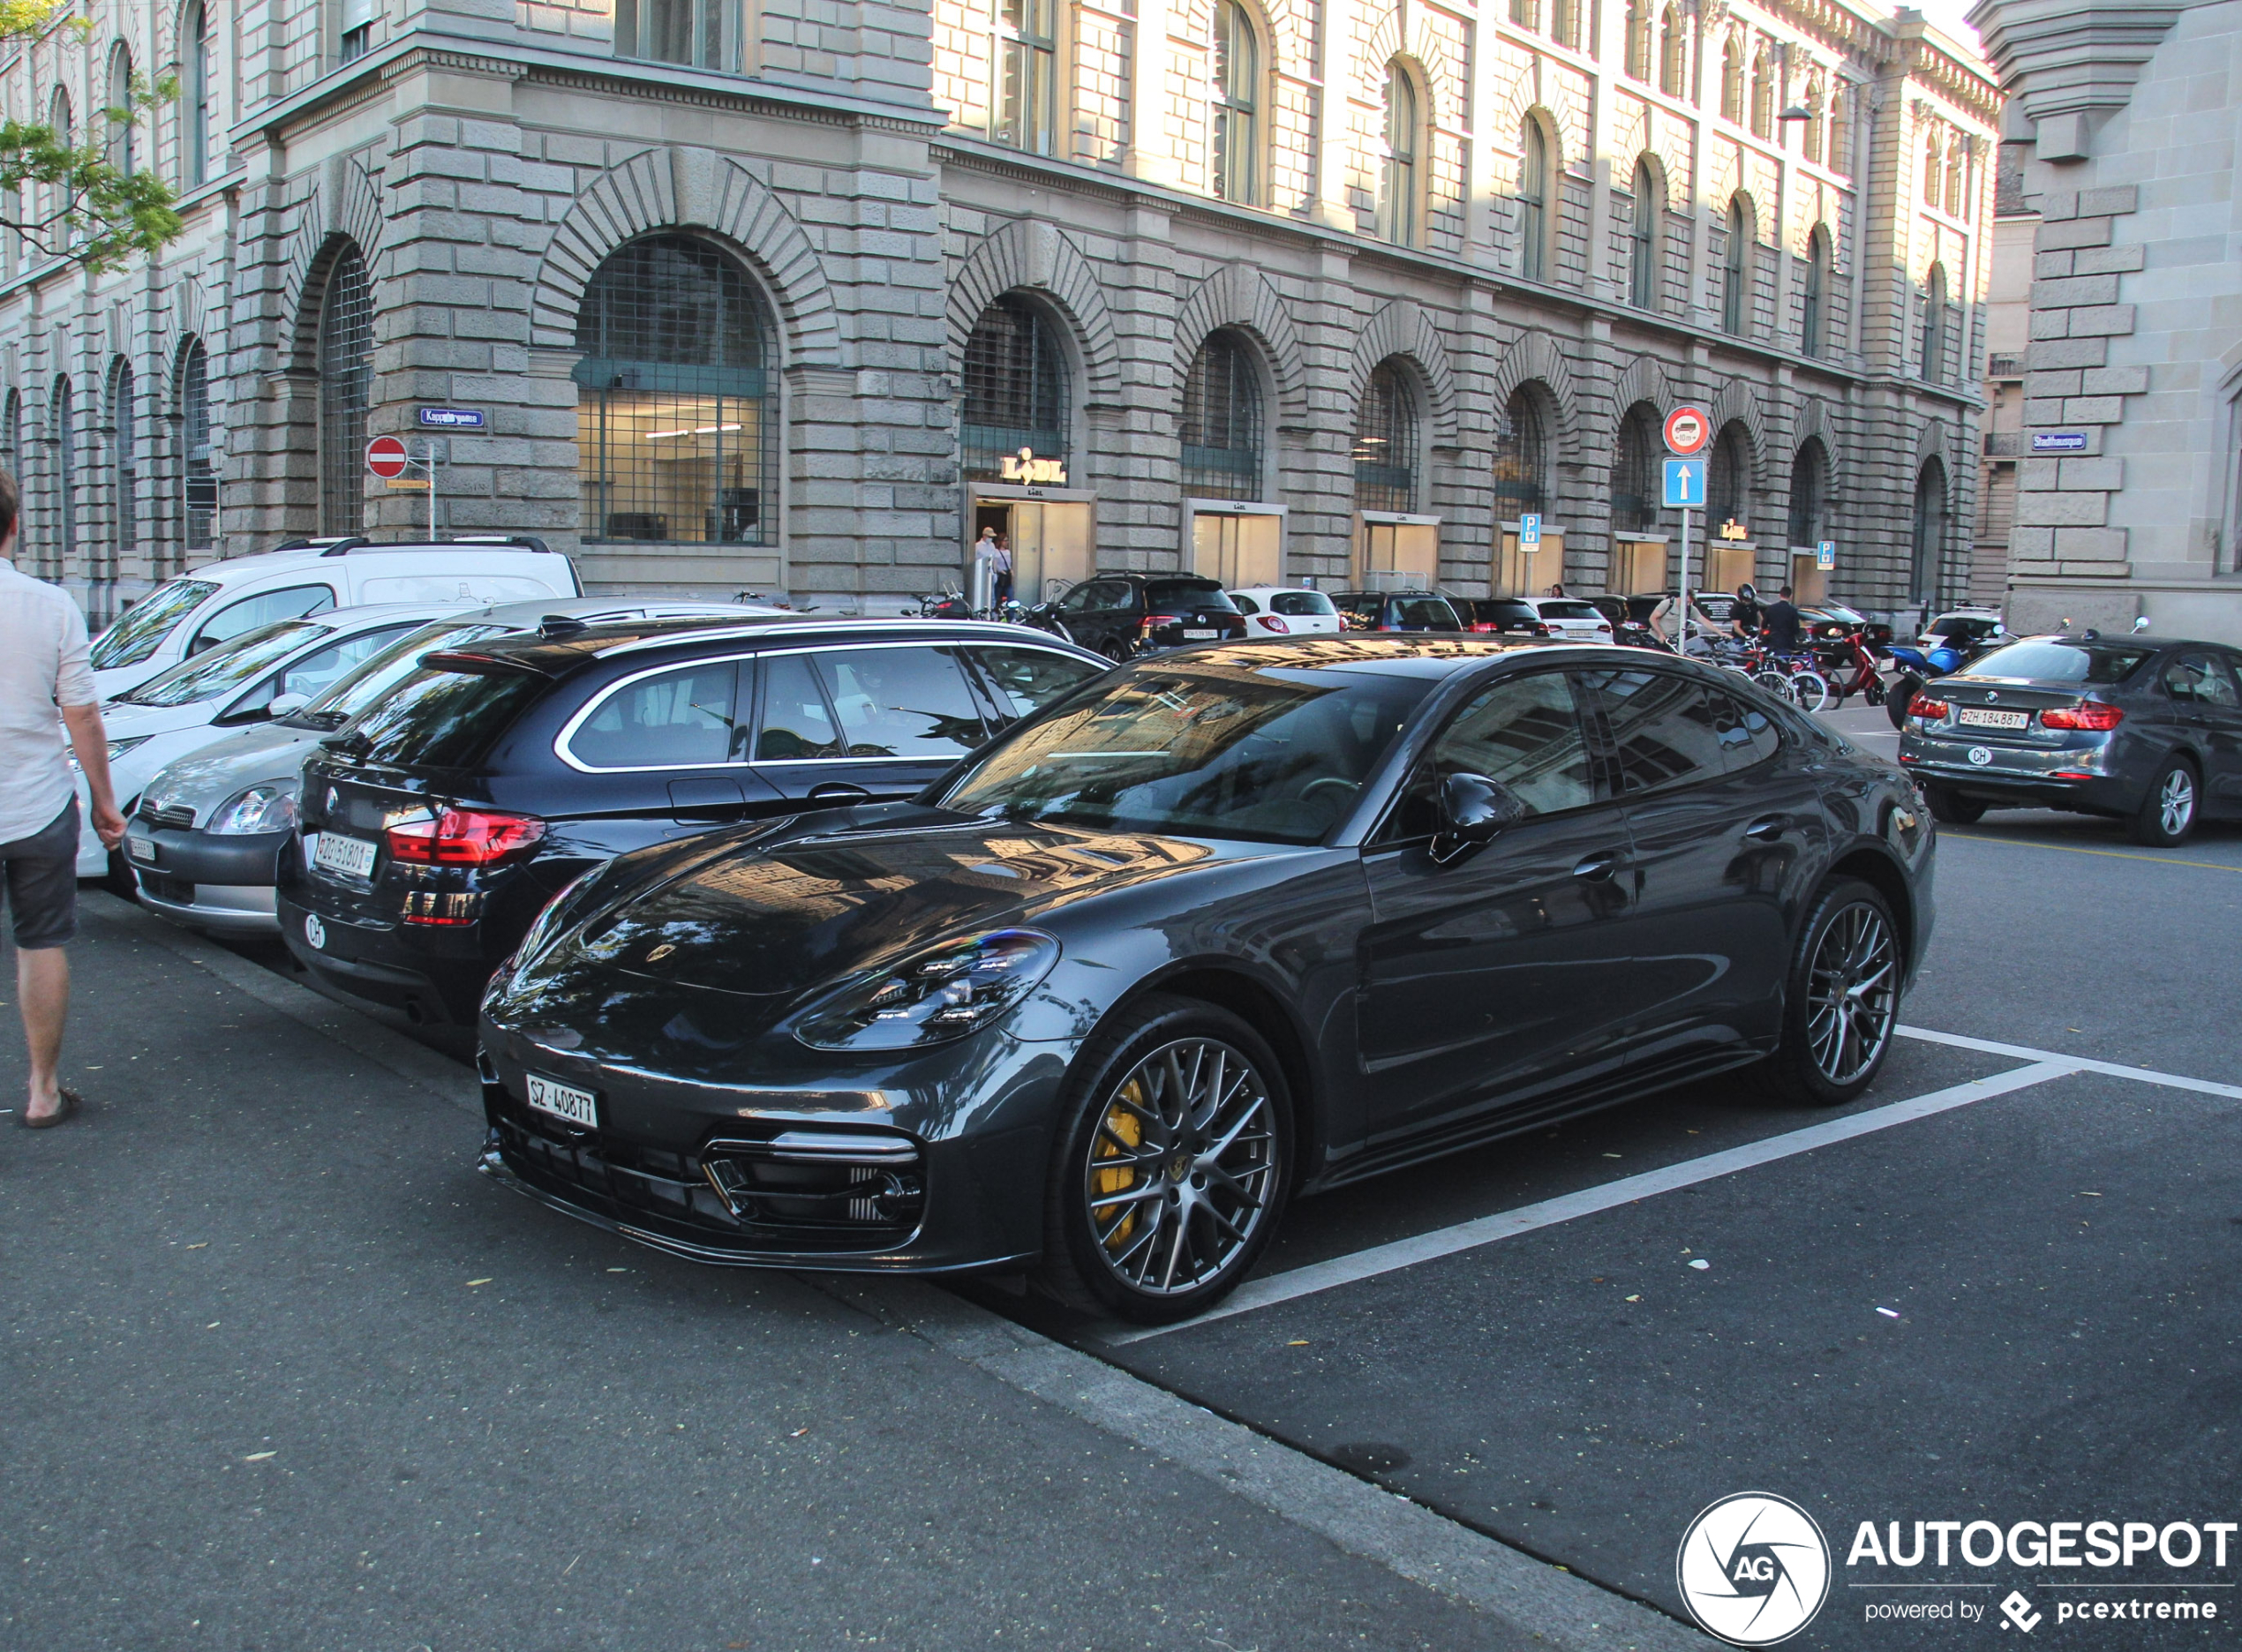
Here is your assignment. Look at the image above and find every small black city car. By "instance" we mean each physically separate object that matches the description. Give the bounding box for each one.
[478,637,1934,1324]
[278,617,1107,1025]
[1333,590,1466,632]
[1898,632,2242,845]
[1037,574,1248,660]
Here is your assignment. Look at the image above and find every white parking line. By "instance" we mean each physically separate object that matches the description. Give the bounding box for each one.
[1897,1024,2242,1100]
[1103,1057,2080,1345]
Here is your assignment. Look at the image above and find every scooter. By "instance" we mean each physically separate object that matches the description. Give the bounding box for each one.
[1884,636,1989,728]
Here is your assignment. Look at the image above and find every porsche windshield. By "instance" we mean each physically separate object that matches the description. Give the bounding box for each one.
[938,662,1435,844]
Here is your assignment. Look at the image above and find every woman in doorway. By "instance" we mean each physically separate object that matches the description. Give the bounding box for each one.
[973,528,1013,607]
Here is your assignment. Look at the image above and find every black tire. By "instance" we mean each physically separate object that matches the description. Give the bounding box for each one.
[1099,639,1128,664]
[1885,674,1923,730]
[1035,994,1292,1325]
[2130,755,2201,847]
[1757,878,1903,1108]
[1924,785,1985,826]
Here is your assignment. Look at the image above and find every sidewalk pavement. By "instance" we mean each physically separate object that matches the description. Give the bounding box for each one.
[2,894,1703,1652]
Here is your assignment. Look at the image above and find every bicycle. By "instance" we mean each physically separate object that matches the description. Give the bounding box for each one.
[1718,640,1831,711]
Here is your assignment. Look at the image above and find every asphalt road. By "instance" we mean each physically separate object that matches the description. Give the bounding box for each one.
[8,702,2241,1649]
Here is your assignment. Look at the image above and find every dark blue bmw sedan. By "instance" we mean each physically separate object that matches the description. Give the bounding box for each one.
[478,636,1934,1324]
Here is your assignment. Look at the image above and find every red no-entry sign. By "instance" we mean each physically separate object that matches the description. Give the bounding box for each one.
[365,436,410,478]
[1663,405,1712,456]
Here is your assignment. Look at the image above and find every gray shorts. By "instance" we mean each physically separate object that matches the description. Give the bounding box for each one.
[0,799,79,950]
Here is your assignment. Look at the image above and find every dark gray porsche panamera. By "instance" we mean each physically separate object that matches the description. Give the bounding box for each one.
[478,636,1935,1323]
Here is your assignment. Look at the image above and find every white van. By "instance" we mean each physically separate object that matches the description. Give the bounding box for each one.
[87,535,581,699]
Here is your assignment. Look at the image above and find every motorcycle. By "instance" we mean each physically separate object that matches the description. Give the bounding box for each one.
[1883,635,1997,728]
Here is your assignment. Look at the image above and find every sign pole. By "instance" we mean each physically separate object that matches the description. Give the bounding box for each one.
[1678,506,1692,655]
[1659,405,1712,657]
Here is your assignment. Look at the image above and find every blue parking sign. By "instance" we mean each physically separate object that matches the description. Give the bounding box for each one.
[1663,458,1705,509]
[1520,512,1541,549]
[1817,539,1835,569]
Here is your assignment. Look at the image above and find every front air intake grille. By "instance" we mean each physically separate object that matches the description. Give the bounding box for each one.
[492,1097,924,1253]
[139,800,196,830]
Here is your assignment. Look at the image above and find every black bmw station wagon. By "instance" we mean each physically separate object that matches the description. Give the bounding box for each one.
[279,617,1106,1025]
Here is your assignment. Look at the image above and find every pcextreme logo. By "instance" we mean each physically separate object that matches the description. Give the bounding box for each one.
[1677,1492,1833,1646]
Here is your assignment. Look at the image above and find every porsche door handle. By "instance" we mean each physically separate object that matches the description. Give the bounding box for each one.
[1571,851,1623,882]
[808,783,872,804]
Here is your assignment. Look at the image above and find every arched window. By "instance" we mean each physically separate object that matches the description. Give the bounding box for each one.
[1518,118,1553,282]
[1211,0,1260,205]
[1801,224,1830,357]
[1789,439,1828,548]
[317,246,373,535]
[106,44,135,176]
[1624,0,1650,79]
[1380,64,1420,247]
[109,358,136,572]
[46,91,71,222]
[961,293,1069,483]
[990,0,1058,154]
[1749,44,1773,138]
[1608,402,1660,533]
[1911,457,1948,604]
[1491,387,1546,516]
[1180,330,1265,500]
[1723,195,1753,336]
[1829,86,1851,176]
[1802,78,1824,166]
[1352,359,1419,513]
[1658,4,1685,97]
[1707,422,1750,533]
[177,339,214,559]
[1628,158,1662,311]
[1922,265,1948,383]
[51,377,77,579]
[1945,135,1967,217]
[575,235,779,545]
[1922,126,1942,206]
[1720,34,1743,122]
[1550,0,1578,49]
[183,2,209,189]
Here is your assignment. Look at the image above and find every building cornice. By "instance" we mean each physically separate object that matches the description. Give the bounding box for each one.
[1965,0,2189,156]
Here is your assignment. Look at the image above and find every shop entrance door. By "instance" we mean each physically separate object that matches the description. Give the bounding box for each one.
[1355,514,1441,588]
[1190,510,1283,589]
[969,499,1095,605]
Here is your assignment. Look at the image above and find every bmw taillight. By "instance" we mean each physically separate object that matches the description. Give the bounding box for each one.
[1258,613,1290,634]
[1910,696,1952,722]
[385,807,546,867]
[2041,702,2124,731]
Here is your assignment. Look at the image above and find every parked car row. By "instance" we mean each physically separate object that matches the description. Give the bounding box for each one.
[91,545,1941,1328]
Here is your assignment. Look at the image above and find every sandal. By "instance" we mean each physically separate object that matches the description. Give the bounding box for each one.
[21,1088,82,1130]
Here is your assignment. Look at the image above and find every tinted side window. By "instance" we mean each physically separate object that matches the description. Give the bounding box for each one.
[973,646,1106,723]
[1717,692,1782,770]
[350,666,545,770]
[1385,672,1596,839]
[1392,598,1460,629]
[1231,593,1261,613]
[1272,591,1335,617]
[756,652,844,760]
[192,583,336,652]
[813,647,989,759]
[1588,669,1729,794]
[569,660,743,769]
[2164,652,2240,709]
[1057,582,1098,613]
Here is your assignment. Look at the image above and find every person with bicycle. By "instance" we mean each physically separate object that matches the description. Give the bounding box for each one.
[1729,582,1762,641]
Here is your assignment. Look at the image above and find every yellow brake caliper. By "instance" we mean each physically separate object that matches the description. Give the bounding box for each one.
[1095,1079,1147,1250]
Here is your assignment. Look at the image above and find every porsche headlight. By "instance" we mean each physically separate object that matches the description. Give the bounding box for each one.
[207,784,300,836]
[512,871,595,972]
[794,929,1060,1052]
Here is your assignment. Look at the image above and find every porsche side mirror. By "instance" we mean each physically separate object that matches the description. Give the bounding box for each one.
[1431,772,1526,864]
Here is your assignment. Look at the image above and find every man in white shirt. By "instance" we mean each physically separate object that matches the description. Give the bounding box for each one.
[0,471,126,1128]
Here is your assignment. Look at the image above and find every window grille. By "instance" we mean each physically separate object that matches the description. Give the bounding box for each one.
[961,295,1069,484]
[615,0,732,69]
[1789,441,1826,547]
[319,249,373,536]
[1708,424,1749,530]
[1519,121,1549,280]
[575,235,779,546]
[1491,389,1546,516]
[1353,361,1418,514]
[1181,332,1263,500]
[180,339,215,558]
[1608,402,1659,533]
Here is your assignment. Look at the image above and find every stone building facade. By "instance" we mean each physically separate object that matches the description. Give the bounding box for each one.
[1971,0,2242,642]
[1,0,1994,622]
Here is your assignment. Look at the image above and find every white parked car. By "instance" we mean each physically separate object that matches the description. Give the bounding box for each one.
[76,603,482,876]
[87,535,580,700]
[1520,597,1615,640]
[124,595,766,935]
[1226,587,1343,637]
[1917,607,2008,650]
